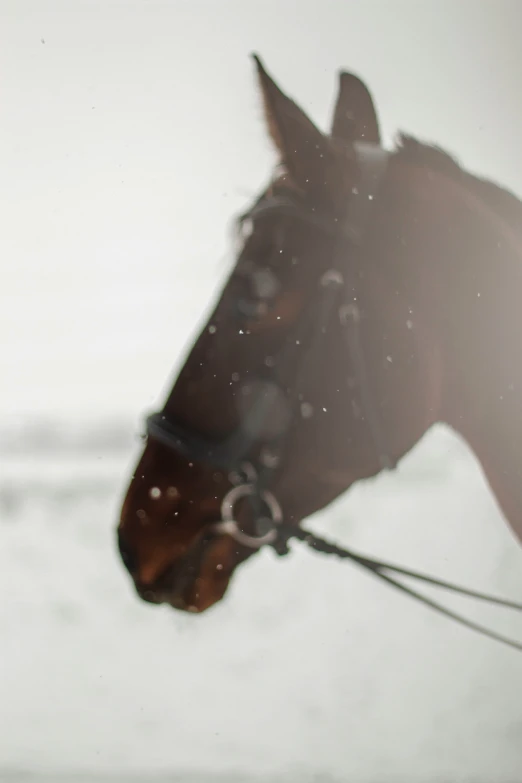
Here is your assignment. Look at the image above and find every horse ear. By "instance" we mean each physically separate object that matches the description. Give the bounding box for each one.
[331,72,381,145]
[252,54,335,195]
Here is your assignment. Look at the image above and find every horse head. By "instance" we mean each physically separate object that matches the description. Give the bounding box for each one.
[117,57,457,612]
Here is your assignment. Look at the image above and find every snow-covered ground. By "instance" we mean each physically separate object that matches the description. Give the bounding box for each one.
[1,422,521,782]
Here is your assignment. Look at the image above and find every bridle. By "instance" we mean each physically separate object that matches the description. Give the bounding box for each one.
[144,143,522,651]
[147,142,394,542]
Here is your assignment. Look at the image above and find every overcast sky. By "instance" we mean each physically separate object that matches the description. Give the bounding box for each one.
[2,0,521,420]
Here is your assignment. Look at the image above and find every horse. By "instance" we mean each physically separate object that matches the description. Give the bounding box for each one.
[117,55,522,635]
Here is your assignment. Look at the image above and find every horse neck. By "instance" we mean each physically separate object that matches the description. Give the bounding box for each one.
[404,162,522,543]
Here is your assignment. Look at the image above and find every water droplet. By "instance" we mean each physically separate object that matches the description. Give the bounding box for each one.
[301,402,314,419]
[260,448,280,468]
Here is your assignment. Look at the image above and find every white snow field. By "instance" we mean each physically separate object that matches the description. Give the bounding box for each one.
[0,422,521,782]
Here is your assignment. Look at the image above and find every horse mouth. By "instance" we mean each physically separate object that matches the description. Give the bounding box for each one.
[137,581,191,609]
[137,532,243,613]
[136,562,208,612]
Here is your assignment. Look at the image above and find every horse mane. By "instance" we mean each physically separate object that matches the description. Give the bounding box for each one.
[396,133,522,238]
[237,133,522,245]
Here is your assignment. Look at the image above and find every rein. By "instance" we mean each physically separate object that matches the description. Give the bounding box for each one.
[209,469,522,653]
[278,524,522,653]
[146,143,522,652]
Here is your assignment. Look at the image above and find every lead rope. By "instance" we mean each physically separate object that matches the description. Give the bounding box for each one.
[274,522,522,652]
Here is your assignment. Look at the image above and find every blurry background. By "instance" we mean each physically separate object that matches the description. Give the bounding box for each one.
[1,1,521,781]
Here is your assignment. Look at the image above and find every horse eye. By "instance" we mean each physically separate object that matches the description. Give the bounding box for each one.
[236,298,269,318]
[235,265,280,319]
[251,267,279,300]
